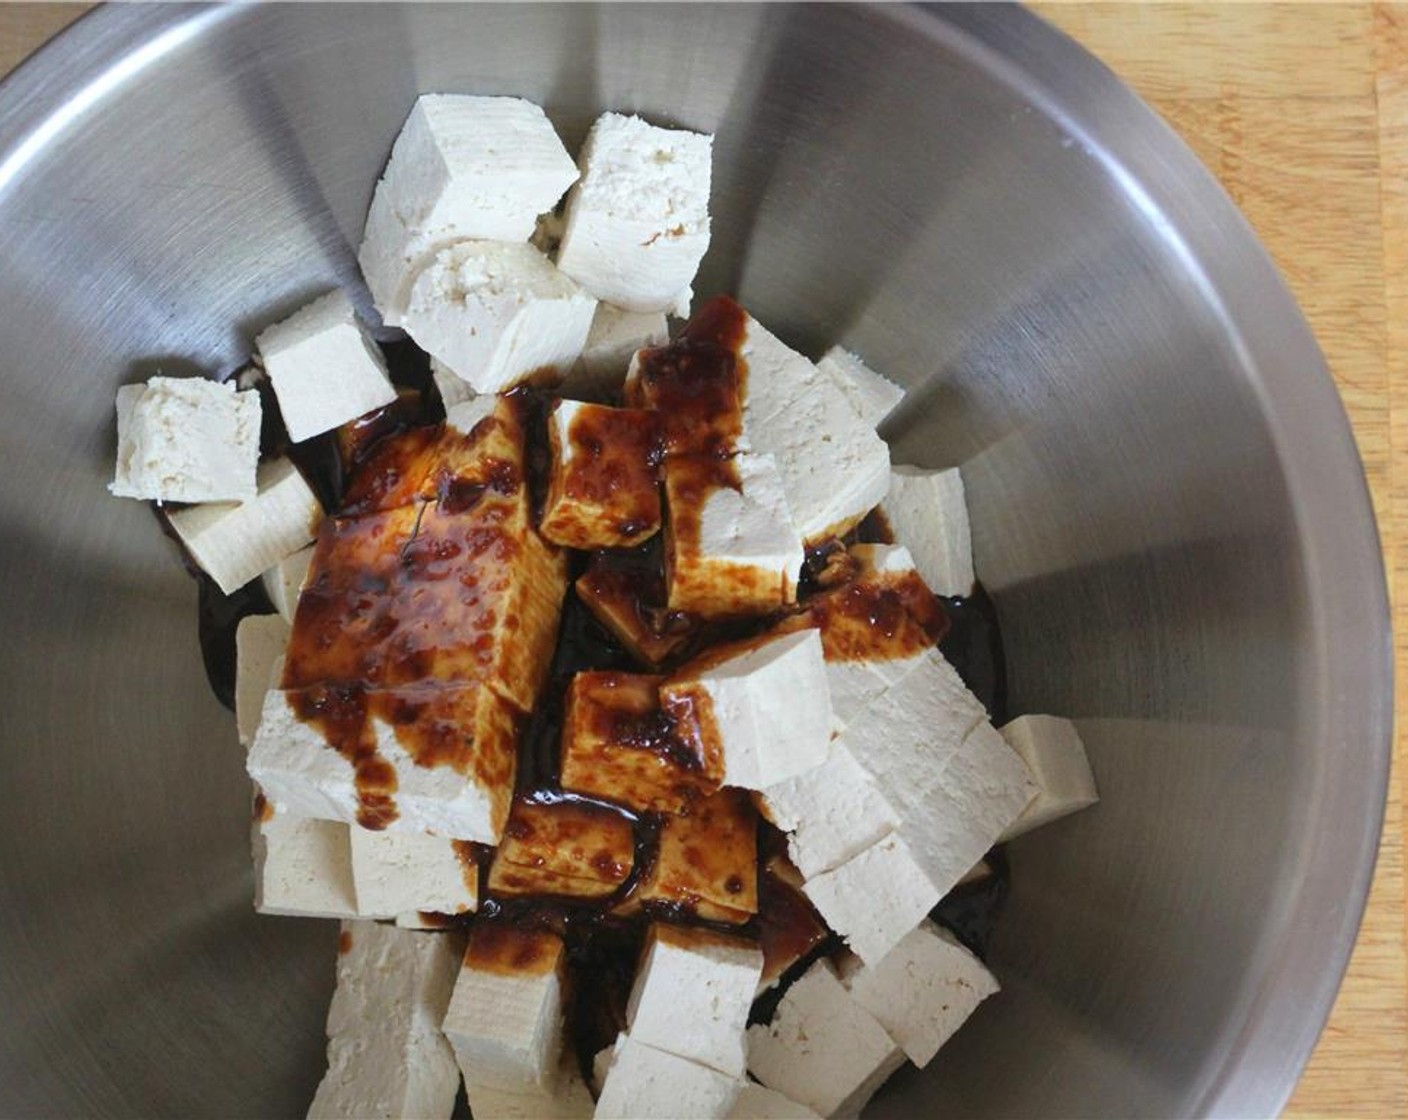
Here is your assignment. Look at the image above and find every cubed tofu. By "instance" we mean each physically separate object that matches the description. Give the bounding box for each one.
[663,452,804,618]
[626,925,763,1077]
[736,314,890,543]
[326,920,464,1041]
[883,466,974,598]
[349,829,479,919]
[560,671,721,813]
[430,357,477,409]
[285,493,566,715]
[623,334,743,458]
[251,796,358,918]
[402,241,597,394]
[560,304,670,399]
[443,924,566,1092]
[998,715,1099,841]
[727,1084,820,1120]
[556,113,712,315]
[838,920,999,1068]
[168,457,321,595]
[661,630,830,791]
[247,682,519,843]
[754,855,830,996]
[358,95,580,326]
[309,920,464,1120]
[466,1053,595,1120]
[255,290,398,443]
[308,1025,460,1120]
[745,959,903,1118]
[261,544,314,624]
[540,400,662,549]
[800,831,939,968]
[575,549,698,669]
[630,788,757,924]
[109,375,261,503]
[236,614,290,748]
[815,347,905,430]
[759,738,899,879]
[594,1033,741,1120]
[487,799,635,901]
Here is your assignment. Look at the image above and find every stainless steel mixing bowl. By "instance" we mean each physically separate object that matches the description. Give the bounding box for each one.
[0,3,1391,1117]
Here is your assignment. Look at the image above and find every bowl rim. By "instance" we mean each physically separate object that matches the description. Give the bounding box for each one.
[0,4,1392,1117]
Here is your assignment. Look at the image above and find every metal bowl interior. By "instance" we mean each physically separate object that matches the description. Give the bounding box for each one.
[0,4,1390,1118]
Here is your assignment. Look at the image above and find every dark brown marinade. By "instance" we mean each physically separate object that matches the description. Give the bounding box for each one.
[931,847,1011,961]
[939,583,1007,724]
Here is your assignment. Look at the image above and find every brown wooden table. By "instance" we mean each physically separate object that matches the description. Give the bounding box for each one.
[4,3,1405,1115]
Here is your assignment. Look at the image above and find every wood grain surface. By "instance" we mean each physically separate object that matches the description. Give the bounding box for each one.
[3,3,1406,1116]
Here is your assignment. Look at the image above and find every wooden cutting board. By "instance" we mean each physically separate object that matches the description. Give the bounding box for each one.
[3,3,1405,1115]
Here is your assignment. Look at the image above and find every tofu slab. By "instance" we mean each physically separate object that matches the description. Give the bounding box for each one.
[594,1033,741,1120]
[998,715,1099,840]
[625,924,763,1076]
[358,94,579,326]
[661,629,831,791]
[251,797,358,919]
[466,1052,595,1120]
[727,1084,820,1120]
[839,920,999,1068]
[349,829,479,919]
[629,788,757,924]
[260,544,314,624]
[746,959,903,1118]
[110,375,261,503]
[560,671,721,813]
[168,457,321,595]
[815,346,905,429]
[540,400,662,550]
[307,1025,460,1120]
[430,356,477,409]
[248,682,519,843]
[556,113,713,315]
[575,549,698,668]
[402,240,597,394]
[488,799,635,900]
[256,290,397,442]
[560,304,670,399]
[883,465,974,598]
[235,614,289,748]
[443,924,566,1092]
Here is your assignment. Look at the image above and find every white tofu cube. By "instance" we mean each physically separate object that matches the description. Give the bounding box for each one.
[839,920,999,1068]
[467,1053,595,1120]
[745,959,903,1118]
[109,375,261,503]
[848,542,917,577]
[556,113,712,315]
[402,241,597,393]
[252,802,358,919]
[326,920,463,1041]
[309,921,464,1120]
[727,1084,820,1120]
[235,614,289,747]
[737,316,890,543]
[883,466,974,598]
[307,1026,460,1120]
[358,95,579,325]
[661,629,830,791]
[760,738,900,879]
[168,457,321,595]
[443,928,565,1093]
[260,543,314,624]
[816,347,905,429]
[256,290,398,442]
[625,925,763,1077]
[800,831,939,968]
[998,715,1098,840]
[349,828,479,920]
[664,451,806,618]
[594,1033,741,1120]
[247,684,517,844]
[560,304,670,399]
[430,357,477,409]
